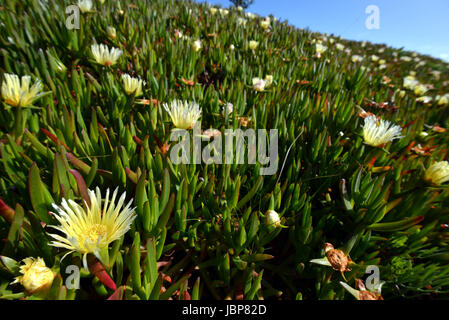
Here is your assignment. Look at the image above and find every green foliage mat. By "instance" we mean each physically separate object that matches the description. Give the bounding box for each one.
[0,0,449,300]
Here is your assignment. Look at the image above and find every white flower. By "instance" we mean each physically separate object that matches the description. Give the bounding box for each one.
[78,0,93,13]
[414,84,429,96]
[174,29,183,39]
[260,18,270,29]
[403,75,419,90]
[237,6,243,11]
[210,7,217,15]
[222,102,234,116]
[336,43,345,51]
[315,43,327,57]
[12,257,54,294]
[91,43,122,66]
[192,39,202,52]
[362,116,403,147]
[121,74,145,96]
[229,44,235,50]
[163,100,202,129]
[1,73,44,107]
[246,12,256,19]
[264,210,280,228]
[401,56,412,62]
[106,26,116,39]
[252,78,266,92]
[351,55,364,62]
[48,187,136,269]
[252,75,272,92]
[425,161,449,185]
[371,55,379,62]
[219,8,229,16]
[249,40,259,50]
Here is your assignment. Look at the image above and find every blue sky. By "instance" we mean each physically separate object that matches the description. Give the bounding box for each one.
[197,0,449,61]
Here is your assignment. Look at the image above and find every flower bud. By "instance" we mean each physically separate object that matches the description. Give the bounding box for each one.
[265,210,280,228]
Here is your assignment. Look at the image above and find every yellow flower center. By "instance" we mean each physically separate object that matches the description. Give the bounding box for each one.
[84,224,107,243]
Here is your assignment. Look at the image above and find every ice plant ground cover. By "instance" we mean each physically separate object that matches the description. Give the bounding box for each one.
[1,0,449,301]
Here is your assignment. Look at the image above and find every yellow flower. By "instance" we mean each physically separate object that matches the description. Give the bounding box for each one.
[249,40,259,50]
[192,40,202,52]
[436,94,449,106]
[252,78,266,91]
[12,257,54,294]
[163,100,202,130]
[315,43,327,57]
[77,0,93,13]
[414,84,429,96]
[91,43,122,66]
[48,187,136,269]
[106,26,116,39]
[252,75,273,92]
[401,56,412,62]
[1,73,43,107]
[424,161,449,185]
[210,7,217,15]
[371,55,379,62]
[336,43,345,51]
[403,75,419,90]
[121,74,145,96]
[362,116,402,147]
[237,17,247,26]
[260,18,270,29]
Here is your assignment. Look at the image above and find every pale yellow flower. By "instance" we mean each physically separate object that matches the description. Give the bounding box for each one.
[336,43,345,51]
[163,100,202,130]
[219,8,229,16]
[264,75,273,87]
[237,17,247,26]
[315,43,327,57]
[48,187,136,269]
[416,96,433,103]
[249,40,259,50]
[222,102,234,116]
[362,116,402,147]
[424,161,449,185]
[78,0,93,13]
[1,73,44,107]
[436,94,449,106]
[351,55,363,63]
[91,43,122,66]
[401,56,412,62]
[260,18,270,29]
[403,75,419,90]
[252,78,266,91]
[192,39,202,52]
[106,26,116,39]
[414,84,429,96]
[12,257,54,294]
[252,75,273,92]
[121,74,145,96]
